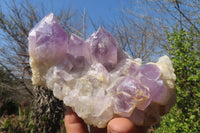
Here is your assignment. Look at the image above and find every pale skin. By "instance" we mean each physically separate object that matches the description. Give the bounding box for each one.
[64,108,147,133]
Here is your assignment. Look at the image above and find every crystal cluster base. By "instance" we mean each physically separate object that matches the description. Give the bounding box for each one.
[28,13,176,128]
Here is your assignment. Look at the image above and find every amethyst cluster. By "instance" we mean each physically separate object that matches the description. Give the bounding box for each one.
[28,13,176,128]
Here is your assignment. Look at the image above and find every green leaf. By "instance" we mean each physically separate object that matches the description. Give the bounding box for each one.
[18,107,22,121]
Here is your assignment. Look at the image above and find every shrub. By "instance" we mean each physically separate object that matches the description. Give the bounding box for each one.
[156,28,200,133]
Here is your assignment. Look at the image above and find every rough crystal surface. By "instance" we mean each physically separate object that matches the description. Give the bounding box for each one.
[28,13,176,128]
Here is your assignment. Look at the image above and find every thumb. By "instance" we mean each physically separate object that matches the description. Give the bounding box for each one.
[107,117,135,133]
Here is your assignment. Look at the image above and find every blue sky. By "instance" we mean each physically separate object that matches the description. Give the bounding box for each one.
[1,0,128,22]
[1,0,135,36]
[31,0,125,18]
[1,0,158,34]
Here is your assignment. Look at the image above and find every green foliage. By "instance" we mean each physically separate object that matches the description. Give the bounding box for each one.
[156,28,200,133]
[0,107,35,133]
[0,105,67,133]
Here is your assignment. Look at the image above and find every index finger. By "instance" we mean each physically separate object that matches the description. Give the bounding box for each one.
[64,108,88,133]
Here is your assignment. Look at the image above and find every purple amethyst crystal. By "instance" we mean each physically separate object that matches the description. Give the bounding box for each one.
[114,76,150,117]
[66,34,91,68]
[68,34,91,61]
[87,27,118,68]
[28,13,68,65]
[28,13,176,128]
[138,64,170,104]
[139,64,161,80]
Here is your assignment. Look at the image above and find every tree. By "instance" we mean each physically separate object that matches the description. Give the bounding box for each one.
[156,27,200,132]
[111,15,165,62]
[144,0,200,33]
[0,0,85,132]
[0,66,19,116]
[121,0,200,58]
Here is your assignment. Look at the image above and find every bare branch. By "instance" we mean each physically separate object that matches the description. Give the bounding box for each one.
[175,0,200,33]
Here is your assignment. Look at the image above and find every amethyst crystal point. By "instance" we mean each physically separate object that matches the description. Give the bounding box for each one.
[28,12,68,64]
[68,34,91,61]
[87,27,118,68]
[67,34,91,68]
[28,13,68,85]
[28,13,176,128]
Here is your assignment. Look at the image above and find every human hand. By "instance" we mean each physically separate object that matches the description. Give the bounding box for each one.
[64,108,147,133]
